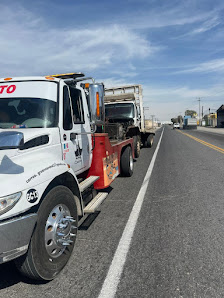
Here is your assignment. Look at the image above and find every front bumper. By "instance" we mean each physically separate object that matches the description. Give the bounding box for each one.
[0,213,37,263]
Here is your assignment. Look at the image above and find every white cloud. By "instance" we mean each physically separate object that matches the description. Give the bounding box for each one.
[190,16,221,35]
[118,4,218,30]
[173,15,222,39]
[177,59,224,74]
[0,5,155,77]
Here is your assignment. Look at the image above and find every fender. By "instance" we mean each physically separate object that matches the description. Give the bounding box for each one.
[0,151,83,220]
[126,126,141,137]
[40,168,83,216]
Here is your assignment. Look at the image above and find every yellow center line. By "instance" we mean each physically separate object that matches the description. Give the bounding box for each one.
[177,130,224,154]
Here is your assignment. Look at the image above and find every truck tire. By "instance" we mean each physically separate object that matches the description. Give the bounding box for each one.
[120,146,133,177]
[133,135,141,158]
[15,186,78,281]
[146,135,153,148]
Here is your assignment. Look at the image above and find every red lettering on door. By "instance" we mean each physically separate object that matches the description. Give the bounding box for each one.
[0,85,16,94]
[0,85,8,94]
[7,85,16,93]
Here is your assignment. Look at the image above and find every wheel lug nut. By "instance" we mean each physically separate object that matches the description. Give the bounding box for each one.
[58,223,67,228]
[65,216,76,222]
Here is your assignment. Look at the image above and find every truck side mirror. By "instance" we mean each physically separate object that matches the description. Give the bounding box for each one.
[0,131,24,150]
[88,83,105,129]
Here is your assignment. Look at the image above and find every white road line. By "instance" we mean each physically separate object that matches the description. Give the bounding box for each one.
[98,128,164,298]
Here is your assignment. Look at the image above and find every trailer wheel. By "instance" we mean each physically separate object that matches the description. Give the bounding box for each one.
[133,135,141,158]
[146,135,154,148]
[15,186,78,281]
[120,146,133,177]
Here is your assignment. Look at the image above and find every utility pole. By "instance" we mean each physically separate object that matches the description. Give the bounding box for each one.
[143,107,149,119]
[151,114,155,129]
[196,98,201,125]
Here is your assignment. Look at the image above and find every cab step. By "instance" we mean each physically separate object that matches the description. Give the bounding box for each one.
[83,192,108,214]
[79,176,99,193]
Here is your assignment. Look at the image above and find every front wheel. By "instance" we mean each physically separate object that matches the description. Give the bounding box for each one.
[15,186,78,281]
[133,135,141,158]
[146,135,154,148]
[120,146,133,177]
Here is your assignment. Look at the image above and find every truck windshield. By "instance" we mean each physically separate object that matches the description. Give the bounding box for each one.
[105,103,134,119]
[0,98,57,128]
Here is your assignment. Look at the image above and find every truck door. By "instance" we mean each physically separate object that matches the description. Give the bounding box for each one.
[69,85,91,170]
[60,85,91,174]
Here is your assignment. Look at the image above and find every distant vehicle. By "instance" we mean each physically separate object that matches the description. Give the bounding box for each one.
[183,116,197,130]
[104,85,155,158]
[173,123,180,129]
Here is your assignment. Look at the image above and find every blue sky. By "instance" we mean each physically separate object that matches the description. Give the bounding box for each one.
[1,0,224,121]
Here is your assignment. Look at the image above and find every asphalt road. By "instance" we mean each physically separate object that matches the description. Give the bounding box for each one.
[1,125,224,297]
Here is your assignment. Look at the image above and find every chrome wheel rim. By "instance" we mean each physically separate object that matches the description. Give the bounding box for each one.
[130,152,134,171]
[137,141,140,155]
[45,204,76,258]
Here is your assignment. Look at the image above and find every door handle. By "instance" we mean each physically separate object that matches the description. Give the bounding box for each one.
[70,133,77,141]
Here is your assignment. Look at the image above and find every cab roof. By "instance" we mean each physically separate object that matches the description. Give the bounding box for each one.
[0,72,85,83]
[0,76,60,83]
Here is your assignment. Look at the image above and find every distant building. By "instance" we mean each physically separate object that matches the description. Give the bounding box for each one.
[145,119,159,129]
[203,113,217,127]
[217,105,224,128]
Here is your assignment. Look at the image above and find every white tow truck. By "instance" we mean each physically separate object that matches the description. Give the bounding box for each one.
[0,73,135,280]
[104,85,155,158]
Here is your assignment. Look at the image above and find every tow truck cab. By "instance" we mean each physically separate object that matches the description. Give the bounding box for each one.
[0,73,134,281]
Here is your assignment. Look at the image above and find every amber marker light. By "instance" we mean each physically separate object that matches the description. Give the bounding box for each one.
[45,76,55,80]
[67,164,71,169]
[4,78,12,81]
[85,83,90,88]
[96,92,100,117]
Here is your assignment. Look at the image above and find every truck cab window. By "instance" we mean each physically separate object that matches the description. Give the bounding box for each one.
[0,98,57,129]
[69,87,85,123]
[63,86,73,130]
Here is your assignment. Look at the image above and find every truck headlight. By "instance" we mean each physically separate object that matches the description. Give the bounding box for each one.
[0,192,22,215]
